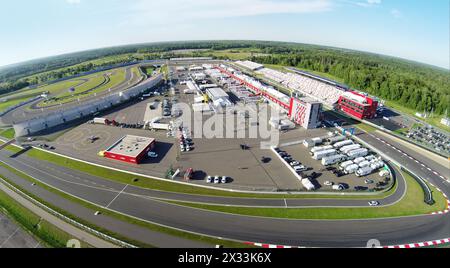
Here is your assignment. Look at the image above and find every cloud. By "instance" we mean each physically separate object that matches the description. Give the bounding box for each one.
[353,0,382,8]
[66,0,81,4]
[123,0,334,26]
[390,8,402,18]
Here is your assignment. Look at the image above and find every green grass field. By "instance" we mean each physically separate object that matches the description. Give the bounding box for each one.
[36,68,129,108]
[0,95,37,113]
[22,146,397,200]
[167,172,447,220]
[385,100,450,133]
[0,128,15,139]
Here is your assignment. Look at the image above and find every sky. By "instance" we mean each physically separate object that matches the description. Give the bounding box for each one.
[0,0,448,69]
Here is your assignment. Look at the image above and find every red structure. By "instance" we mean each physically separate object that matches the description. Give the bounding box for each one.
[104,135,155,164]
[337,92,378,119]
[216,67,290,110]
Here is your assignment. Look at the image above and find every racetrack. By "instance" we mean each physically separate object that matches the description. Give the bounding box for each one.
[0,139,448,247]
[0,64,149,126]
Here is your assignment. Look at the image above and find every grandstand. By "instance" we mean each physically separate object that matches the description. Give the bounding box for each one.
[235,60,264,71]
[256,68,345,106]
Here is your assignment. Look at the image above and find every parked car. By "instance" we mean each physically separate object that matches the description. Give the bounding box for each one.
[214,176,220,184]
[365,179,375,184]
[206,176,212,183]
[324,181,333,186]
[221,176,228,184]
[294,165,307,172]
[290,161,300,167]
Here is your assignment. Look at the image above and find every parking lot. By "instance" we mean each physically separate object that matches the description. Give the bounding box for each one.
[37,61,392,193]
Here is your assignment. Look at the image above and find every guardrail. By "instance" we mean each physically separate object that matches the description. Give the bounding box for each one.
[0,176,137,248]
[400,167,435,205]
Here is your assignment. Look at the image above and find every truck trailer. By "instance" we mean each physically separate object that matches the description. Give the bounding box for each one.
[347,148,369,159]
[310,145,334,155]
[322,154,347,166]
[313,149,337,160]
[345,164,359,174]
[328,135,346,144]
[340,144,361,154]
[333,140,354,149]
[356,166,374,177]
[340,160,354,170]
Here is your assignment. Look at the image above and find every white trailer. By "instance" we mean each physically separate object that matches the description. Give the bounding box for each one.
[340,160,354,170]
[347,148,369,159]
[370,161,385,170]
[340,144,361,154]
[313,149,337,160]
[328,135,346,144]
[333,140,353,149]
[356,167,374,177]
[358,161,371,168]
[312,137,323,145]
[353,157,366,164]
[93,118,107,124]
[322,154,347,166]
[345,164,359,174]
[301,178,315,191]
[149,122,171,131]
[310,145,334,155]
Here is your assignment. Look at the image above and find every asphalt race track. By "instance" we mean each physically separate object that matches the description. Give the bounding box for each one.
[0,140,448,247]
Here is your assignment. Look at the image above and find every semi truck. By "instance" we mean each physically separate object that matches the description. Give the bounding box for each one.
[313,149,337,160]
[322,154,347,166]
[356,166,374,177]
[333,140,353,149]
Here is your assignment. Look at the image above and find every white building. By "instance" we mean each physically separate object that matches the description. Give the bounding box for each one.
[206,87,232,107]
[289,97,322,129]
[441,117,450,127]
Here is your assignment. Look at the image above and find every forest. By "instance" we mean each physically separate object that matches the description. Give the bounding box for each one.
[0,41,448,115]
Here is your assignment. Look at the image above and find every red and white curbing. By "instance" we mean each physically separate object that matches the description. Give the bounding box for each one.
[244,242,301,248]
[429,183,450,215]
[383,238,450,248]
